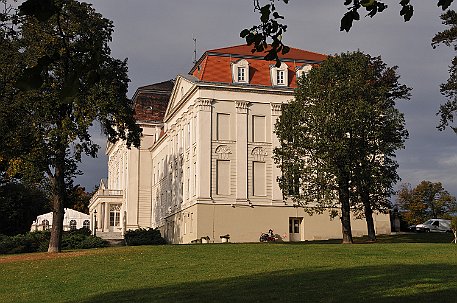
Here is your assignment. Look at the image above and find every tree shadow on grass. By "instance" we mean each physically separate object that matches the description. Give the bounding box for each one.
[300,232,454,244]
[72,263,457,303]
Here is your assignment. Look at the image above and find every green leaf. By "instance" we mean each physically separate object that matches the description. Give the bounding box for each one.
[437,0,454,10]
[400,4,413,22]
[240,29,250,38]
[260,4,271,23]
[340,12,354,32]
[273,12,284,19]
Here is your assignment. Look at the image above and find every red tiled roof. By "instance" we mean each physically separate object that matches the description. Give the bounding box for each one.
[133,80,173,123]
[207,44,327,61]
[190,44,327,88]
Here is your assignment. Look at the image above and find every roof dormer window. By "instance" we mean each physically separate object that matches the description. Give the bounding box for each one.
[232,59,249,84]
[270,62,288,87]
[237,67,246,82]
[296,64,312,80]
[277,70,285,85]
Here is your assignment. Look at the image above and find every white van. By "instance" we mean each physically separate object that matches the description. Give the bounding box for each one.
[415,219,452,233]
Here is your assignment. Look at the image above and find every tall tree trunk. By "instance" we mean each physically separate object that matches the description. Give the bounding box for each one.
[362,189,376,242]
[339,177,353,244]
[48,149,66,253]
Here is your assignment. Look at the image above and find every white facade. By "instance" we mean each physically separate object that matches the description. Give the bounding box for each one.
[89,45,391,243]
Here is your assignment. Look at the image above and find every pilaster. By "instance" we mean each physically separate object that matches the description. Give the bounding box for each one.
[236,101,249,203]
[271,103,283,203]
[196,98,213,200]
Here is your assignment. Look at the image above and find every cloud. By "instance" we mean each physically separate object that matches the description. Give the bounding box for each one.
[76,0,457,197]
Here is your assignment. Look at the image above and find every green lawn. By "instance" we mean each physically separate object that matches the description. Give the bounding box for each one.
[1,234,457,303]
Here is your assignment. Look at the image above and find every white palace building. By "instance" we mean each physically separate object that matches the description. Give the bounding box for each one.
[89,45,391,243]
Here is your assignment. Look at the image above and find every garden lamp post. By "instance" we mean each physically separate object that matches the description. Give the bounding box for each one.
[94,209,97,237]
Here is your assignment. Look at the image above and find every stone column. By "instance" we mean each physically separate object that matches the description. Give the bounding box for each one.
[271,103,283,203]
[236,101,249,203]
[196,99,213,201]
[104,202,109,232]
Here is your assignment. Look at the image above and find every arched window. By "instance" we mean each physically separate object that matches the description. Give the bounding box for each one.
[69,220,77,231]
[42,219,50,231]
[83,220,90,229]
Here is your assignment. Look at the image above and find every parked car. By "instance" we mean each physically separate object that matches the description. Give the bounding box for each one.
[415,219,452,233]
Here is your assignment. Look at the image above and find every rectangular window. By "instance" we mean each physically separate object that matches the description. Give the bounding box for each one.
[253,161,266,196]
[187,166,190,199]
[193,161,197,196]
[277,70,285,85]
[187,123,190,148]
[237,67,245,82]
[180,179,184,202]
[171,137,174,154]
[193,116,197,144]
[289,218,300,234]
[216,160,230,195]
[109,205,121,227]
[252,115,266,142]
[288,174,300,196]
[217,113,230,141]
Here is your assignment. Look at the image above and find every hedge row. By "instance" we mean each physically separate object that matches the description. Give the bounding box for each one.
[0,228,108,254]
[1,227,167,254]
[124,228,166,246]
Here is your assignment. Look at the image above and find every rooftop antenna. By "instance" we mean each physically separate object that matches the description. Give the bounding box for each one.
[193,35,197,65]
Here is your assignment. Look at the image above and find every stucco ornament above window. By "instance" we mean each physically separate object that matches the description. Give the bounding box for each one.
[215,145,232,160]
[231,59,249,84]
[251,146,268,161]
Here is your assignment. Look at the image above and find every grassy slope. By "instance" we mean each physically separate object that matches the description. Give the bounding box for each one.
[1,234,457,303]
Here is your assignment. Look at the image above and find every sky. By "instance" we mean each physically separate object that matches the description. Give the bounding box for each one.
[75,1,457,199]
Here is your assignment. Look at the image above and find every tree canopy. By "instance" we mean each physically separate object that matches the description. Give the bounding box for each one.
[274,51,410,243]
[434,10,457,133]
[0,0,141,252]
[241,0,454,67]
[397,181,457,225]
[0,182,50,236]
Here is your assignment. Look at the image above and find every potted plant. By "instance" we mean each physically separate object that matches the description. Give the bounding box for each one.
[220,234,230,243]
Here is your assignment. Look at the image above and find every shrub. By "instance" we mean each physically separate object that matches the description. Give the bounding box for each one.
[62,233,108,250]
[124,228,166,246]
[0,231,50,254]
[0,229,107,254]
[66,227,92,236]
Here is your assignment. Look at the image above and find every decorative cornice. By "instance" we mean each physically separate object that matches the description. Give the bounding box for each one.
[196,98,213,112]
[235,100,250,114]
[270,103,282,116]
